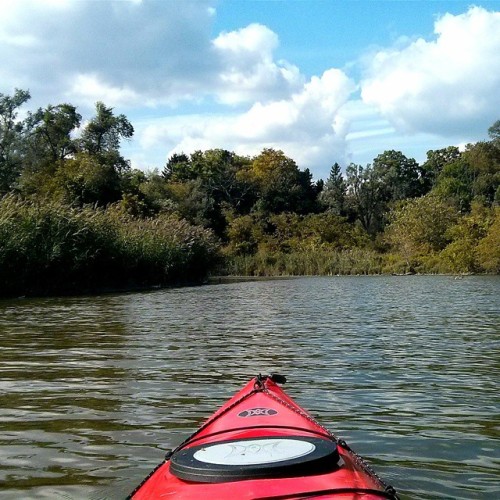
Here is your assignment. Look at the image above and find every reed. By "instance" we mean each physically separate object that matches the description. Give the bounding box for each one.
[224,249,477,277]
[222,248,388,276]
[0,196,219,297]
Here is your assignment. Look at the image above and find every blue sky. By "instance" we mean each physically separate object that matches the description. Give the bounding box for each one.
[214,0,440,76]
[1,0,499,180]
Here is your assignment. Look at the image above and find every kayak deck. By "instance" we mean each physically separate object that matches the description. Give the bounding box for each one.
[130,374,399,499]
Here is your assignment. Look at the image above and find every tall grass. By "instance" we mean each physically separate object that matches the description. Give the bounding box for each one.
[222,248,476,277]
[0,196,219,297]
[222,248,387,276]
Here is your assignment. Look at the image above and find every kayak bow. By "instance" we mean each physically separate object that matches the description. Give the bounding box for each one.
[130,374,399,499]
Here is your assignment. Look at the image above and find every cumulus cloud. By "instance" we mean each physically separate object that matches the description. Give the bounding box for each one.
[3,1,497,176]
[0,0,220,108]
[138,69,356,175]
[213,23,303,104]
[361,6,500,136]
[68,74,141,108]
[0,0,304,110]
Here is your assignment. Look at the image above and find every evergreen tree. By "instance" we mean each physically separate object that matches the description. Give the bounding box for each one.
[319,162,346,215]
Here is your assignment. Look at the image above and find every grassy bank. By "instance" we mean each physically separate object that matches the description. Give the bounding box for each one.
[0,196,219,297]
[220,247,489,277]
[1,194,497,298]
[223,248,386,276]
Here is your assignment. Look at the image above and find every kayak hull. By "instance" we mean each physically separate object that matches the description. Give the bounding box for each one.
[131,375,398,499]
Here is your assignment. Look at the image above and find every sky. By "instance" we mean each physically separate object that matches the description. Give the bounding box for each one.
[1,0,500,180]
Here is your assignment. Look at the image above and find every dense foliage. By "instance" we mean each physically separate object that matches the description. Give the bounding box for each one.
[0,91,219,296]
[0,89,499,295]
[0,195,219,297]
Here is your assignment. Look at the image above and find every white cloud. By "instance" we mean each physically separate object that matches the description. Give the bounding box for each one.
[2,1,498,178]
[361,6,500,136]
[213,23,303,104]
[68,74,141,108]
[137,69,356,177]
[0,1,301,111]
[0,0,219,108]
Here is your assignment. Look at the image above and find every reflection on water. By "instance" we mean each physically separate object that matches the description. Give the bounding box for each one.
[0,276,499,499]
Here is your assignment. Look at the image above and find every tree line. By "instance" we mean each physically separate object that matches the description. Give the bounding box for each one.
[0,90,219,296]
[0,89,499,295]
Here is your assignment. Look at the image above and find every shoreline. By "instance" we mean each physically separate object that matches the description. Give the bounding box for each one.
[3,272,495,301]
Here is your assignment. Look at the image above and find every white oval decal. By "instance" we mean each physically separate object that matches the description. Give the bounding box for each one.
[193,438,316,466]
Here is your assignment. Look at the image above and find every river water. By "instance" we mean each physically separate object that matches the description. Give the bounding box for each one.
[0,276,499,499]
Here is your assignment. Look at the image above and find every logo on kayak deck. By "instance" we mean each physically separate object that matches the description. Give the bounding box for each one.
[238,407,278,418]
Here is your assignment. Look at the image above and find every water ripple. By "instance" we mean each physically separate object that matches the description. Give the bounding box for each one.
[0,276,499,499]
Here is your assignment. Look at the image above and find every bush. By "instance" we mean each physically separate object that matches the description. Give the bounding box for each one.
[476,207,500,273]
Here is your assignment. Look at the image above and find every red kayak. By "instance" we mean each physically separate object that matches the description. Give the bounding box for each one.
[130,374,399,499]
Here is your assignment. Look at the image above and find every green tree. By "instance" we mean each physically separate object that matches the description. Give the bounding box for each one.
[264,212,304,252]
[23,103,81,172]
[462,141,500,206]
[0,89,31,194]
[19,103,82,199]
[225,214,264,256]
[434,158,475,212]
[319,162,346,215]
[135,169,174,215]
[165,178,215,228]
[163,149,254,237]
[488,119,500,146]
[53,153,122,206]
[421,146,462,191]
[196,149,254,212]
[440,202,492,273]
[302,212,367,250]
[250,148,316,214]
[476,207,500,272]
[373,150,423,201]
[345,163,385,234]
[79,102,134,173]
[163,153,192,181]
[386,194,458,268]
[432,129,500,210]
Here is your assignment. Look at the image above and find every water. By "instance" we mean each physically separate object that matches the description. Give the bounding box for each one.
[0,276,499,499]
